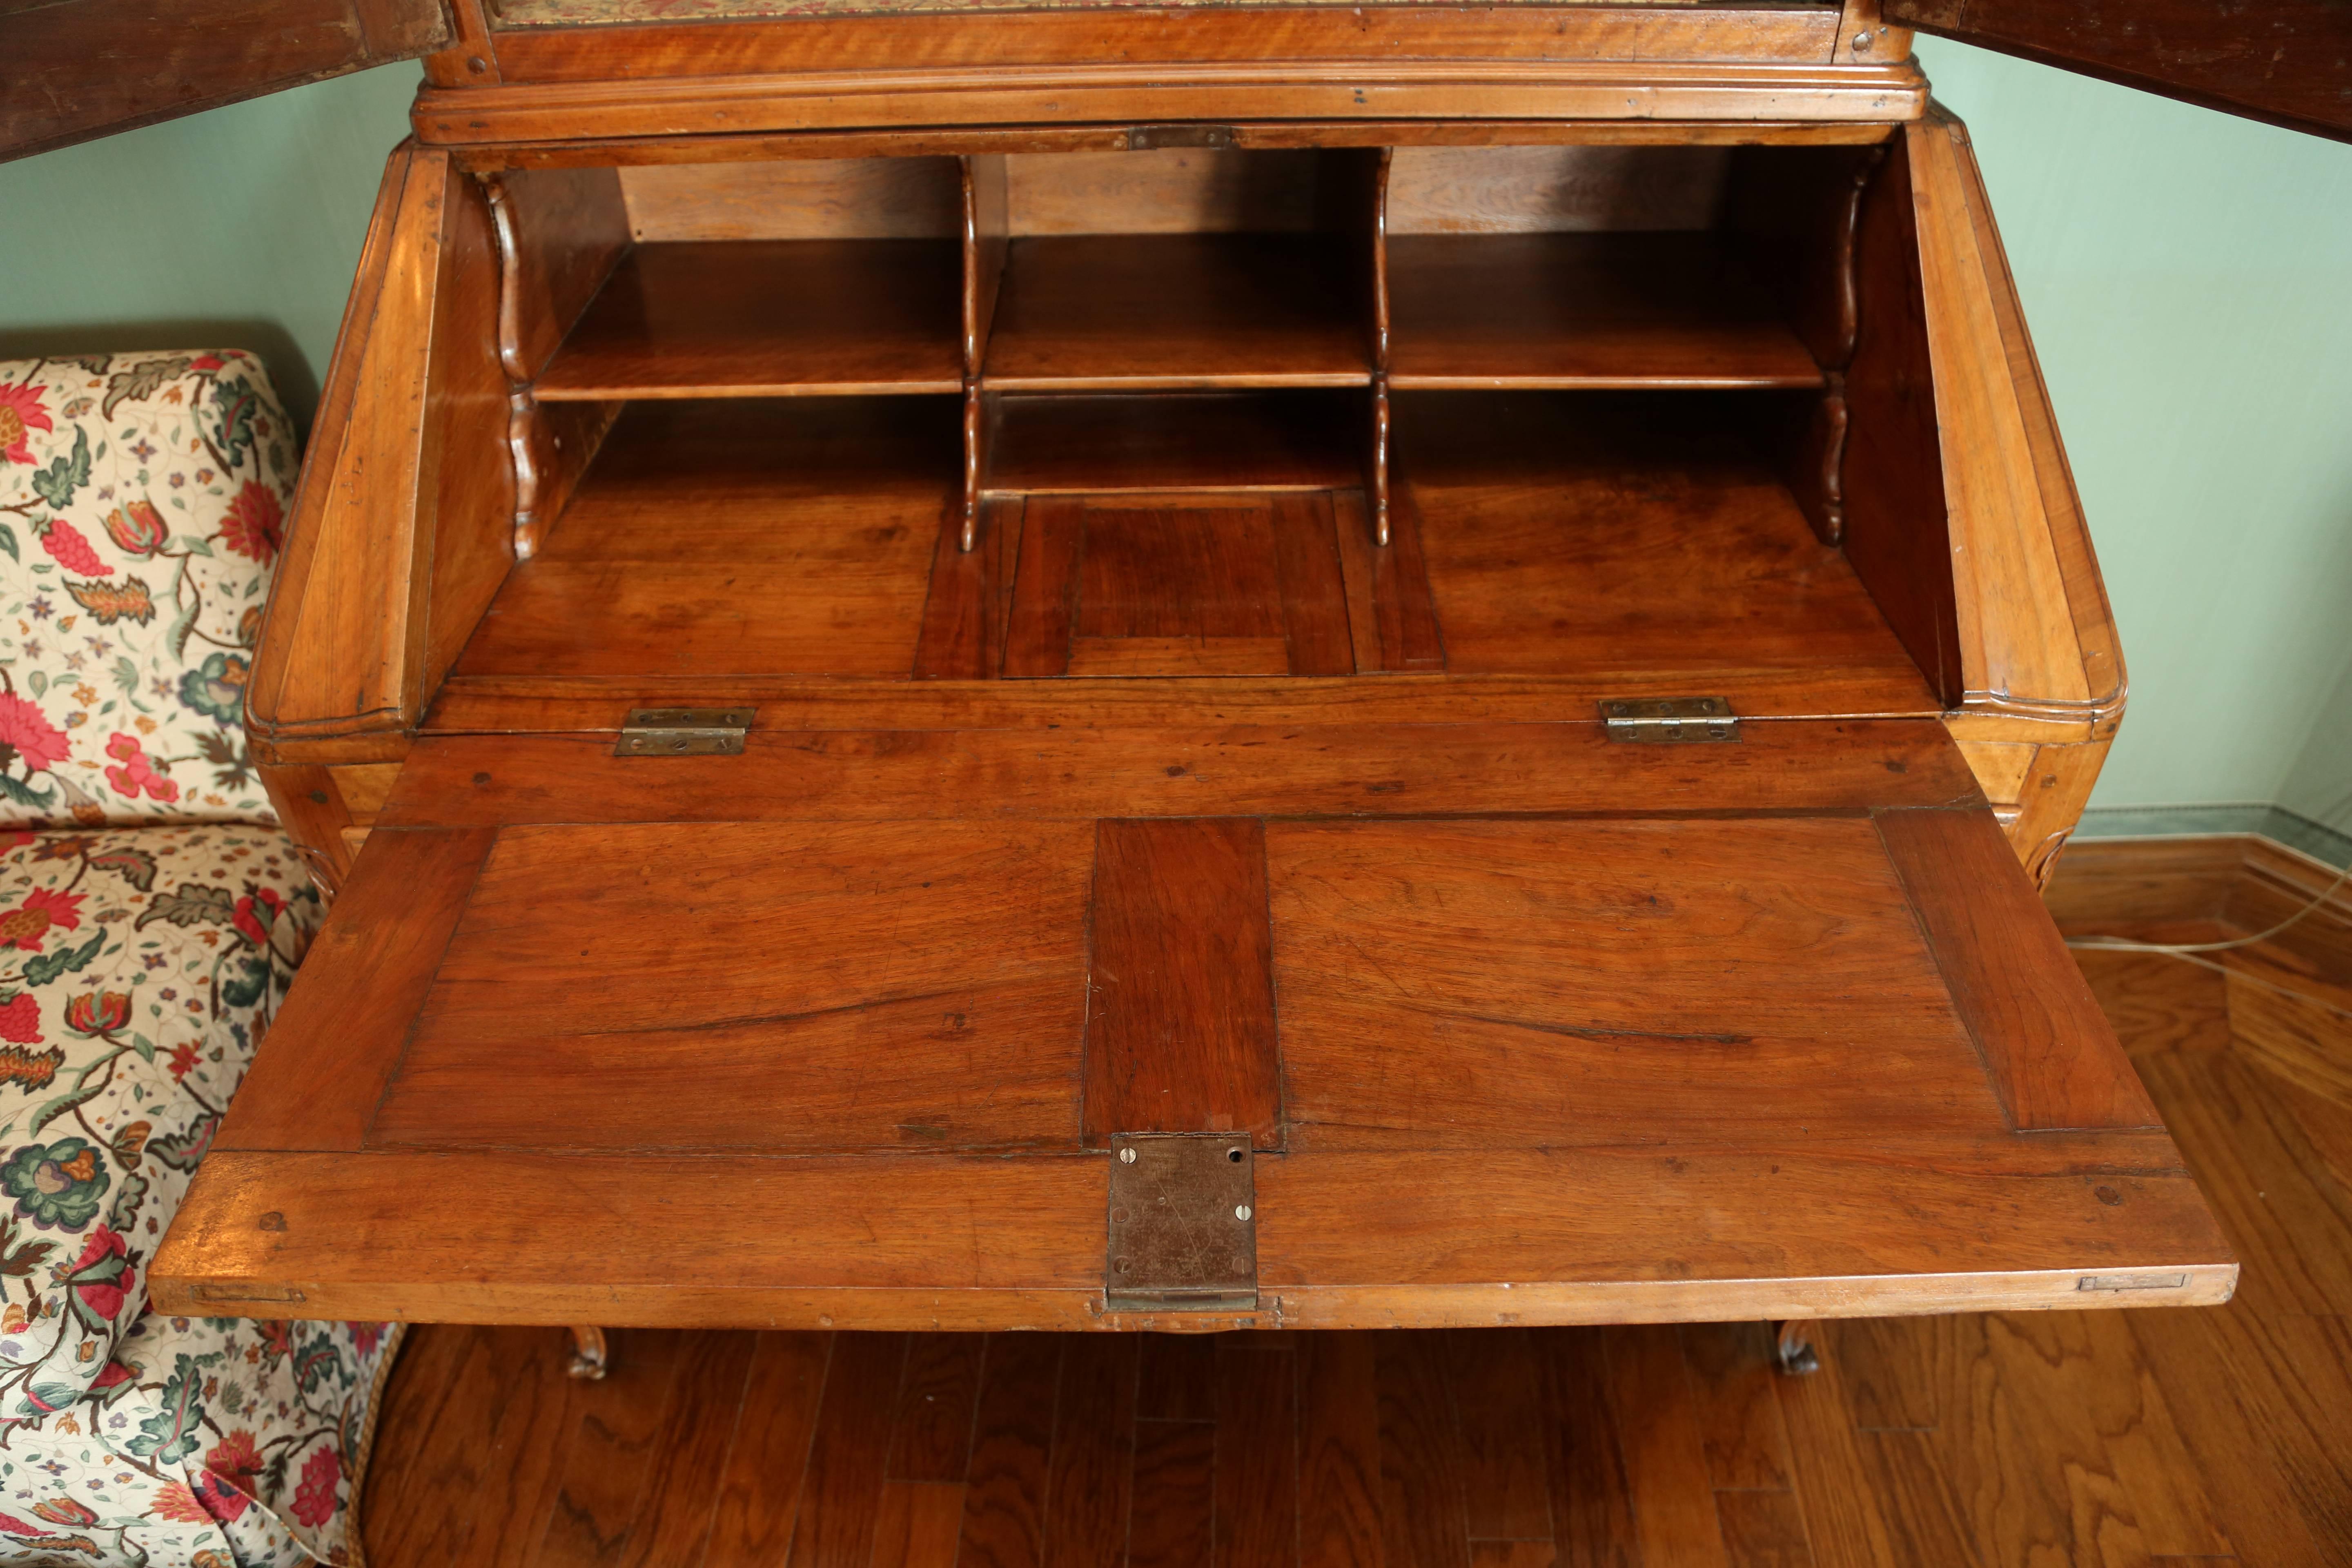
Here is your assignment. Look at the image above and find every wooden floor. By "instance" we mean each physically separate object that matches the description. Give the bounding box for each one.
[361,906,2352,1567]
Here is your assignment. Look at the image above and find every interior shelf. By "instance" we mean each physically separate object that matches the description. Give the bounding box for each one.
[536,239,965,401]
[983,234,1372,392]
[984,392,1365,495]
[1386,232,1825,390]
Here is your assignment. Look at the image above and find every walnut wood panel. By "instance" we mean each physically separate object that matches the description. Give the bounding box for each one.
[422,672,1951,735]
[1890,0,2352,142]
[1876,806,2160,1131]
[535,239,965,399]
[983,394,1363,496]
[421,169,519,695]
[373,720,1984,829]
[1387,233,1823,389]
[1083,818,1282,1149]
[1385,143,1732,234]
[1840,126,1962,710]
[214,826,494,1152]
[984,235,1372,392]
[453,398,956,678]
[483,165,631,381]
[1004,148,1327,237]
[1267,816,2006,1150]
[619,156,965,241]
[461,121,1897,176]
[1396,392,1935,702]
[369,820,1093,1154]
[248,146,443,765]
[1907,113,2092,716]
[1,0,445,161]
[1002,495,1355,679]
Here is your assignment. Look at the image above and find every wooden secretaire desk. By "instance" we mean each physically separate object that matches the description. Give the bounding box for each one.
[148,0,2250,1334]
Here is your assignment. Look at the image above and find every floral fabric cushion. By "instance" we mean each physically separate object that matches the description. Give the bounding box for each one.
[0,826,396,1565]
[0,353,293,828]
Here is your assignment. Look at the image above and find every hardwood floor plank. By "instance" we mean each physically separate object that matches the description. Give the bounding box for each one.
[1538,1330,1638,1568]
[1676,1322,1796,1493]
[1831,1316,1947,1434]
[2076,1312,2232,1560]
[1138,1334,1219,1422]
[1602,1326,1728,1568]
[1128,1419,1217,1568]
[1043,1336,1140,1568]
[890,1333,987,1483]
[1377,1329,1472,1568]
[1300,1331,1387,1568]
[364,1325,578,1568]
[1713,1489,1814,1568]
[1083,817,1282,1148]
[1771,1333,1898,1568]
[704,1333,835,1564]
[790,1333,912,1568]
[1447,1329,1553,1543]
[533,1334,688,1567]
[1218,1340,1303,1568]
[1853,1428,1982,1568]
[613,1331,761,1568]
[958,1334,1065,1568]
[873,1482,970,1568]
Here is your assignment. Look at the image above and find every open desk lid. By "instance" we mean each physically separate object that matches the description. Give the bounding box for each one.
[1,0,451,163]
[1886,0,2352,143]
[152,714,2232,1331]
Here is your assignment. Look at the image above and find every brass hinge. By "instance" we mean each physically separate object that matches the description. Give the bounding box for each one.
[1600,696,1740,744]
[613,708,755,757]
[1106,1133,1258,1312]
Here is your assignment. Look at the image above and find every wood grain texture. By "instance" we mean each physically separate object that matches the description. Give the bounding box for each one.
[1085,818,1281,1148]
[536,240,966,399]
[620,156,965,241]
[374,720,1985,829]
[984,235,1372,391]
[366,910,2343,1565]
[1892,0,2352,141]
[454,398,956,679]
[1396,392,1929,700]
[1388,233,1823,389]
[0,0,445,160]
[370,819,1093,1154]
[984,394,1362,497]
[1876,806,2161,1131]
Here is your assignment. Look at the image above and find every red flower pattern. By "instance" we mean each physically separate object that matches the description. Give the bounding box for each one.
[103,497,170,557]
[0,996,39,1044]
[63,991,131,1036]
[292,1445,342,1528]
[219,480,283,564]
[0,886,82,951]
[36,519,109,576]
[103,732,179,804]
[0,693,70,775]
[0,380,49,465]
[62,1226,134,1322]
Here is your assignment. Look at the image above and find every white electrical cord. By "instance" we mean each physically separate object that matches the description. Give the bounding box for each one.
[2064,841,2352,1018]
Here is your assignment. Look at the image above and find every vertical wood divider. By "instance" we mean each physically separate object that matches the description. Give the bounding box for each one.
[960,154,1012,551]
[1369,147,1394,546]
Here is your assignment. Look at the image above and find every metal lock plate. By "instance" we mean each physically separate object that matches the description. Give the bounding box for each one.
[1600,696,1740,744]
[1105,1133,1258,1312]
[1126,124,1239,150]
[613,708,755,757]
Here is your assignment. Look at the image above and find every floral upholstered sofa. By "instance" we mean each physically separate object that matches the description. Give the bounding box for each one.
[0,352,399,1566]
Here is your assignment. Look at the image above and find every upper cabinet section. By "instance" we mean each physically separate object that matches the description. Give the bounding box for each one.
[0,0,450,162]
[406,1,1927,143]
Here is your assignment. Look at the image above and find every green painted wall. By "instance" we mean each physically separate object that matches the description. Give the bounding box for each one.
[3,44,2346,830]
[0,62,421,432]
[1915,39,2352,833]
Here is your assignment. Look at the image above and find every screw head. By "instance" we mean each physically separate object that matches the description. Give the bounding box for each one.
[1119,1147,1138,1164]
[1853,30,1873,51]
[1235,1204,1253,1222]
